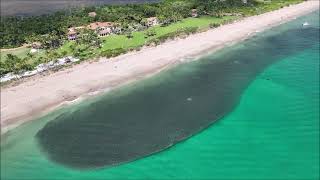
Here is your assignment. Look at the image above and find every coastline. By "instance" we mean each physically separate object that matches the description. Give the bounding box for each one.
[1,1,319,135]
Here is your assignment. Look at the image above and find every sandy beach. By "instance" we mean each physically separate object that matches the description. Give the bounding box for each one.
[1,1,319,134]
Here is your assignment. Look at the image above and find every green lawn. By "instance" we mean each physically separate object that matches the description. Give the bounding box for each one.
[1,47,47,66]
[47,16,236,58]
[100,16,236,51]
[57,41,76,55]
[1,47,30,62]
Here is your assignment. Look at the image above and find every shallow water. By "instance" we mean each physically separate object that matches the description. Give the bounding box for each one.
[1,11,319,179]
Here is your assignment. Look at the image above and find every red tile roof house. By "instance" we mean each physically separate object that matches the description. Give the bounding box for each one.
[67,28,77,40]
[67,26,85,40]
[67,22,118,40]
[87,22,118,37]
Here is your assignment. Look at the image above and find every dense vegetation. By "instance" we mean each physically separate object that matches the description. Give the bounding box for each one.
[0,0,258,48]
[0,0,303,77]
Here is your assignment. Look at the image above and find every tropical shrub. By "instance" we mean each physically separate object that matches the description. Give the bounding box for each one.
[147,27,198,45]
[209,23,221,28]
[144,29,157,38]
[100,48,126,58]
[1,54,33,75]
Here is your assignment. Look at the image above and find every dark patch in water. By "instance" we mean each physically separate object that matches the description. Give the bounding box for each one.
[36,27,319,169]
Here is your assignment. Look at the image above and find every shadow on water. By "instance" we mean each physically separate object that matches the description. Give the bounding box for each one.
[35,27,319,169]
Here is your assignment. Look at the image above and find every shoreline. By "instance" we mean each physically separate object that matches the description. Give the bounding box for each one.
[1,1,319,135]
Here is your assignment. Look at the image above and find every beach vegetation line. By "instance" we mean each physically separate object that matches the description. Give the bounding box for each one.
[0,0,303,81]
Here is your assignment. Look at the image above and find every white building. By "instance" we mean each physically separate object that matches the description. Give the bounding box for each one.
[146,17,159,27]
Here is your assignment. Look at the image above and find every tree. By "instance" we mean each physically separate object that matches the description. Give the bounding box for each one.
[5,54,31,74]
[5,54,19,73]
[19,57,33,71]
[124,25,135,39]
[36,56,45,64]
[69,44,76,51]
[76,29,101,48]
[170,1,192,18]
[46,51,61,63]
[125,31,134,39]
[61,50,68,57]
[39,31,63,49]
[0,61,8,76]
[26,52,35,59]
[25,33,41,45]
[0,0,259,49]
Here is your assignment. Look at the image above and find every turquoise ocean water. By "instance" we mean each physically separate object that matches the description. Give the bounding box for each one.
[1,11,319,179]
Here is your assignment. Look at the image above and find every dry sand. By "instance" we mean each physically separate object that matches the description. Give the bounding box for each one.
[1,1,319,134]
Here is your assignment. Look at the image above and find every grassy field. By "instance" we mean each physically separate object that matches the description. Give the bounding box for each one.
[1,47,48,67]
[41,16,236,60]
[100,16,236,51]
[1,47,31,62]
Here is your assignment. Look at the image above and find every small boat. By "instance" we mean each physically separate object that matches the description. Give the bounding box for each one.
[302,22,309,26]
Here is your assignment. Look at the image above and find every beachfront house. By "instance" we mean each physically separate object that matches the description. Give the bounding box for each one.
[67,30,77,40]
[67,26,86,40]
[88,22,118,37]
[146,17,159,27]
[67,22,119,40]
[191,9,198,17]
[30,42,42,53]
[67,27,81,40]
[97,28,113,37]
[88,12,97,17]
